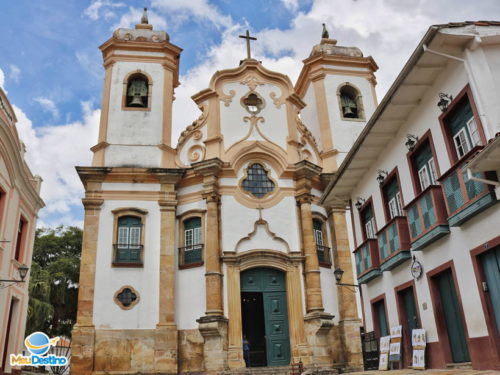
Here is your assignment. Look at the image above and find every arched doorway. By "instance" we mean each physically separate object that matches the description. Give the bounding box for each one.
[240,268,291,367]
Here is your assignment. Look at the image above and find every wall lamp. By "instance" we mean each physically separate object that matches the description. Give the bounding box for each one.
[334,267,360,288]
[0,264,29,286]
[354,197,365,210]
[405,134,419,151]
[376,170,389,185]
[437,93,453,113]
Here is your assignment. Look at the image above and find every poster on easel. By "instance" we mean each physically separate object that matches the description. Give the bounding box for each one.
[378,335,391,370]
[411,329,426,370]
[389,325,402,363]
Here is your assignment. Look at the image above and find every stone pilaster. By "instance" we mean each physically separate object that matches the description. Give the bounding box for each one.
[328,207,363,370]
[152,168,185,374]
[71,197,103,375]
[295,161,334,367]
[226,263,245,370]
[193,158,228,374]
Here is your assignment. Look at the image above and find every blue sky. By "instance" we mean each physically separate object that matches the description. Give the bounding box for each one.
[0,0,499,228]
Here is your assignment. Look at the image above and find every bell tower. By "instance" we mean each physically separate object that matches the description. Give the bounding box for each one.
[92,8,182,168]
[296,24,378,172]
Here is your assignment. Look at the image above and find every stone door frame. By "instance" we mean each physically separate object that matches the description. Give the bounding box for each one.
[223,250,311,369]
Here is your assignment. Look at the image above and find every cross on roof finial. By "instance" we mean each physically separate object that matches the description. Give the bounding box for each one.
[141,7,149,24]
[239,30,257,60]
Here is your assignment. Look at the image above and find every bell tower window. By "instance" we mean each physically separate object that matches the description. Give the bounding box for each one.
[124,72,150,109]
[338,84,365,120]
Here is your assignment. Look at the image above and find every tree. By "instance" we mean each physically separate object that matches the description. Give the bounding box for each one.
[26,226,82,337]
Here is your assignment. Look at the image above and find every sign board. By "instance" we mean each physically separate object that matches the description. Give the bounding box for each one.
[378,336,391,370]
[411,329,426,370]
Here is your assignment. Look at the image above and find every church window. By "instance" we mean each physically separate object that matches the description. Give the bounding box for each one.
[242,163,275,198]
[180,217,203,267]
[125,73,150,108]
[313,218,331,266]
[113,214,144,266]
[338,84,364,120]
[114,285,140,310]
[241,92,265,115]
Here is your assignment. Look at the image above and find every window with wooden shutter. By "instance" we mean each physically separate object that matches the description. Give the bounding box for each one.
[383,176,403,219]
[361,204,377,240]
[115,215,142,263]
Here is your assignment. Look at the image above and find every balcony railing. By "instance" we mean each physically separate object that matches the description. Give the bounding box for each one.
[354,239,381,284]
[376,216,411,272]
[316,245,332,267]
[179,244,204,268]
[404,185,449,251]
[113,244,143,266]
[439,154,497,227]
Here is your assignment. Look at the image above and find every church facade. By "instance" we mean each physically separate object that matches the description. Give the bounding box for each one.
[72,13,377,375]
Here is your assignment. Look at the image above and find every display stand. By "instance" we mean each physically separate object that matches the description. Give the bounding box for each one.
[411,329,426,370]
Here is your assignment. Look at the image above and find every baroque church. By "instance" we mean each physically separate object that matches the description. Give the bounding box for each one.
[72,10,378,375]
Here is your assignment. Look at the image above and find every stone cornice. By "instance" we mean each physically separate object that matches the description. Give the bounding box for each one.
[148,168,185,184]
[192,158,224,177]
[294,160,322,180]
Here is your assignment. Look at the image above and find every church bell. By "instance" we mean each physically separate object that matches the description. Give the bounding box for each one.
[129,94,145,107]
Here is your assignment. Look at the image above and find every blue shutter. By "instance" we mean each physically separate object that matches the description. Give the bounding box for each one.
[388,222,399,253]
[408,205,421,238]
[378,232,388,260]
[463,170,486,200]
[421,192,436,229]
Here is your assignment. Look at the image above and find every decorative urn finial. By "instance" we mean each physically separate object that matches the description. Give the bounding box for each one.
[141,7,149,24]
[322,23,329,39]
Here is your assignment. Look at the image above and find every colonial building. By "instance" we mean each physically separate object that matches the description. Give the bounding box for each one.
[0,88,44,375]
[322,22,500,370]
[71,11,377,375]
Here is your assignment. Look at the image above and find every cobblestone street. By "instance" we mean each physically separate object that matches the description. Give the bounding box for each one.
[346,370,500,375]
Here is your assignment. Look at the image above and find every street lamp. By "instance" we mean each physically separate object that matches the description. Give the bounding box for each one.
[334,267,360,289]
[0,264,29,285]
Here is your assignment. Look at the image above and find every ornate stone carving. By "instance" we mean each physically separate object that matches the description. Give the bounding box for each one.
[188,144,206,162]
[270,91,285,109]
[240,74,265,91]
[219,89,236,107]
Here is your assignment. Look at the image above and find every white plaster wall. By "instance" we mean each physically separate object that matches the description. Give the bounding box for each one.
[93,199,160,330]
[221,195,300,253]
[175,200,207,328]
[348,59,499,342]
[478,45,500,135]
[300,85,323,151]
[220,82,288,152]
[105,61,165,167]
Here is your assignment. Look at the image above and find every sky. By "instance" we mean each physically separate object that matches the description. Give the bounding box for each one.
[0,0,499,228]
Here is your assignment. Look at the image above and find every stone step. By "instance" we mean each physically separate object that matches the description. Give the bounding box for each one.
[446,362,473,370]
[224,365,339,375]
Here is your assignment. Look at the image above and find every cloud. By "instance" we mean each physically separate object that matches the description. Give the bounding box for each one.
[0,68,4,89]
[34,97,60,120]
[9,65,21,83]
[281,0,299,12]
[151,0,232,28]
[113,6,167,31]
[13,102,99,228]
[84,0,126,21]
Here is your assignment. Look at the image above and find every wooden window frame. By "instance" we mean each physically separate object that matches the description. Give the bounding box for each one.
[14,215,28,262]
[406,130,441,196]
[121,70,153,112]
[438,85,486,166]
[358,197,377,241]
[111,208,147,267]
[177,209,206,269]
[379,167,405,222]
[469,236,500,361]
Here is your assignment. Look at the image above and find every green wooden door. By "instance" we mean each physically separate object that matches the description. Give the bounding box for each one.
[241,268,291,367]
[436,270,470,363]
[402,287,419,332]
[480,247,500,335]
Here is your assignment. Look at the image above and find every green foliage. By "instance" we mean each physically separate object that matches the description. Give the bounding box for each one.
[26,226,82,337]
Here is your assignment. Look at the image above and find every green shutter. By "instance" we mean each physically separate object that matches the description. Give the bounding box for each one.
[421,192,436,229]
[384,177,399,201]
[463,170,486,200]
[378,232,388,260]
[184,217,201,230]
[447,99,473,137]
[388,222,399,253]
[116,216,141,263]
[408,205,421,238]
[355,251,362,274]
[443,171,464,213]
[414,142,433,171]
[362,205,373,223]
